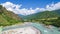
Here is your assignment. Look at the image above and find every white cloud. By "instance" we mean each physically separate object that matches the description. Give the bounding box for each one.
[46,2,60,11]
[1,2,37,15]
[0,2,60,15]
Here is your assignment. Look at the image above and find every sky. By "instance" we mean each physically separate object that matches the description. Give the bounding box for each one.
[0,0,60,15]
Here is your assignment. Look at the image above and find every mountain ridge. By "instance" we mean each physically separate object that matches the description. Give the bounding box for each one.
[19,9,60,20]
[0,5,23,26]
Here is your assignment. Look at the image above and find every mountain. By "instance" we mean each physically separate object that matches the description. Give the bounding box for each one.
[23,9,60,20]
[0,5,23,26]
[54,9,60,15]
[18,14,26,19]
[19,9,60,27]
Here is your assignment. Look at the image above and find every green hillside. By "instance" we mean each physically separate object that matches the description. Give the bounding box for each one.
[22,10,60,27]
[24,10,60,20]
[0,5,23,26]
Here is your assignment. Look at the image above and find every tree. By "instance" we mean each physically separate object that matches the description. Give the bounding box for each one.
[52,17,60,27]
[0,5,2,9]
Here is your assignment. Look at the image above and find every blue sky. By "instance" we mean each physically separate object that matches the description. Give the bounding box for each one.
[0,0,60,9]
[0,0,60,15]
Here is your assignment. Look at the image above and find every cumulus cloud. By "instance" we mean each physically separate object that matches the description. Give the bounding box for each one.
[1,2,60,15]
[46,2,60,11]
[1,2,36,15]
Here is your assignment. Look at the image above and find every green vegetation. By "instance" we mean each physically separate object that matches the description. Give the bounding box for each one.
[0,5,23,26]
[52,17,60,27]
[24,10,60,19]
[0,5,60,27]
[23,10,60,27]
